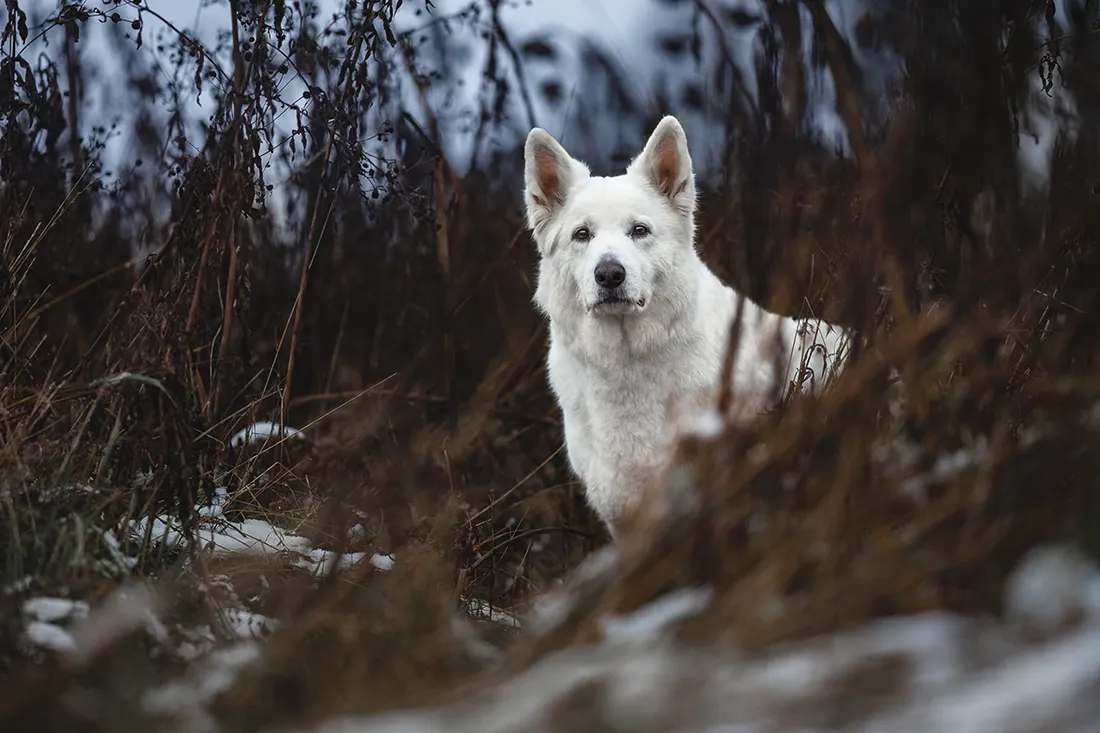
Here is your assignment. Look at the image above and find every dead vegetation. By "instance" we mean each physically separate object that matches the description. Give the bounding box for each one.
[2,0,1100,731]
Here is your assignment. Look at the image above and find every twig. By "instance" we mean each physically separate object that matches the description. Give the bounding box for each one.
[717,294,749,415]
[470,526,602,570]
[465,444,566,527]
[801,0,873,171]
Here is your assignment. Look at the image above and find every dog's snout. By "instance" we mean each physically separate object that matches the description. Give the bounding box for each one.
[594,260,626,289]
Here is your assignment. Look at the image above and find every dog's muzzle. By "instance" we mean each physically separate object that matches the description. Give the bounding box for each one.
[590,257,647,314]
[591,291,648,314]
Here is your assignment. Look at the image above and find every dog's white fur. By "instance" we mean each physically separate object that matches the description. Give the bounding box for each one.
[524,116,852,537]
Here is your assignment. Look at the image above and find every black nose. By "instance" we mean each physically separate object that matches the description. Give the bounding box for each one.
[594,260,626,289]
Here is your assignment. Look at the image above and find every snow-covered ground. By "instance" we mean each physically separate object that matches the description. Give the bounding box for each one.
[16,492,1100,733]
[15,422,395,658]
[126,482,390,579]
[293,543,1100,733]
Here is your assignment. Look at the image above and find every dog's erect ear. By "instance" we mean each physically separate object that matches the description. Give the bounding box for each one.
[630,116,695,215]
[524,128,588,240]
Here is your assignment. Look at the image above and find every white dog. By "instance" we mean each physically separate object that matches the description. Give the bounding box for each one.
[523,116,853,537]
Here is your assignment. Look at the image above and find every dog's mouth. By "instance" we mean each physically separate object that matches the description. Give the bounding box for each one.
[590,294,648,315]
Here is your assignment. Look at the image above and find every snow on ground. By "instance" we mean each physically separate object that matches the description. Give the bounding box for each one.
[20,597,89,656]
[16,415,1100,731]
[295,619,1100,733]
[369,553,396,571]
[292,544,1100,733]
[14,470,1100,732]
[1004,543,1100,637]
[23,621,79,655]
[124,484,392,579]
[132,423,393,579]
[142,640,264,731]
[20,584,167,664]
[19,465,393,664]
[464,599,522,629]
[598,586,714,645]
[23,596,90,624]
[229,421,306,450]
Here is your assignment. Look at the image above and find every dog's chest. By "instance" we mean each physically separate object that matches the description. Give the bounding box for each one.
[552,346,716,479]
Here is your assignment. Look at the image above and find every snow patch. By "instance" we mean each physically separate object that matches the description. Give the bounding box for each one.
[143,641,263,726]
[23,597,90,624]
[229,421,305,450]
[296,609,1100,733]
[1004,543,1100,635]
[126,486,376,578]
[24,621,77,655]
[67,583,162,665]
[464,599,522,629]
[225,608,277,639]
[600,587,714,644]
[370,553,395,571]
[293,544,1100,733]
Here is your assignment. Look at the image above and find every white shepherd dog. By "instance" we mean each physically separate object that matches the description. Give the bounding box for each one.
[523,116,853,538]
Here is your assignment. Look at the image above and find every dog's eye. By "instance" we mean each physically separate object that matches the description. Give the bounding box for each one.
[572,227,591,242]
[631,223,650,238]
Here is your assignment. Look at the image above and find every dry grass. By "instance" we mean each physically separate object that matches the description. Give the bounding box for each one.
[2,0,1100,731]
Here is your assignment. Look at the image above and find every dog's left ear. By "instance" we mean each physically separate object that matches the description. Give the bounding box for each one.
[630,116,695,215]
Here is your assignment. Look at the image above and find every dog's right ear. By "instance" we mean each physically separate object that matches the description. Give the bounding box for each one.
[524,128,588,242]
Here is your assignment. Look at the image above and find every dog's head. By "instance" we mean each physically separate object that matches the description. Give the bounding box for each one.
[523,116,697,320]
